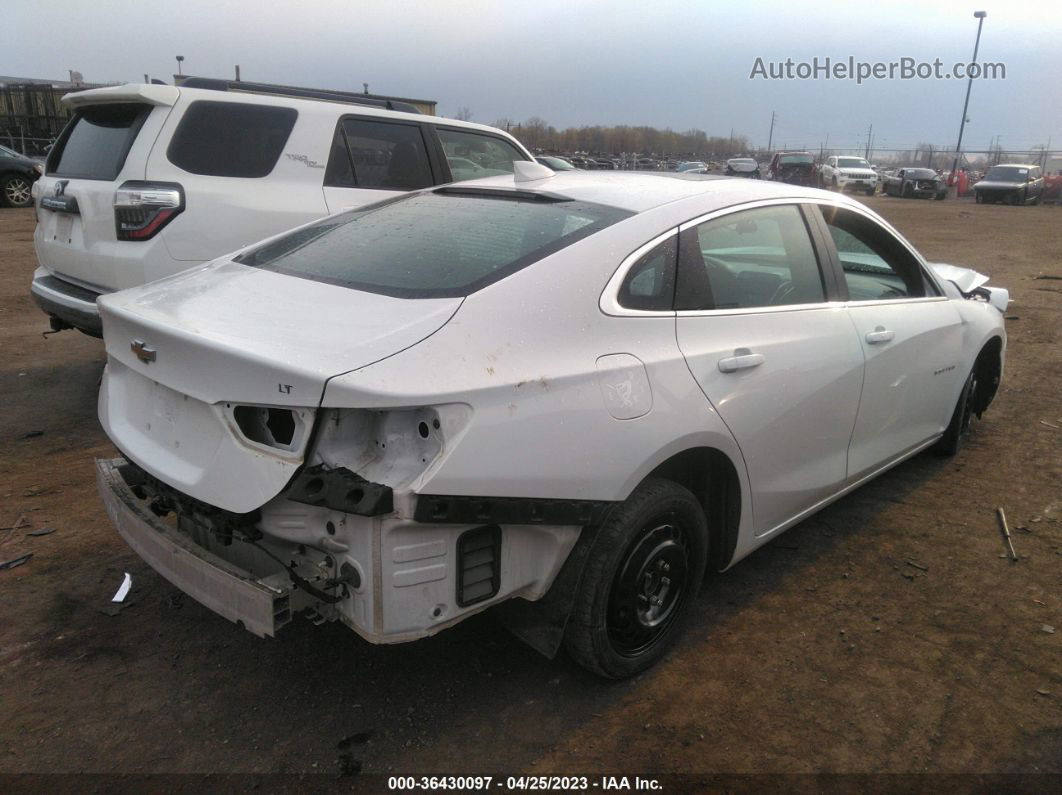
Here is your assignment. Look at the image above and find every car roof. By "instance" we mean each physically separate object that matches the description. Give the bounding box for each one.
[453,171,846,213]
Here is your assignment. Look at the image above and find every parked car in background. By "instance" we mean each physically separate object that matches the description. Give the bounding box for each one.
[95,167,1007,679]
[677,161,707,172]
[817,156,878,195]
[536,155,576,171]
[973,164,1044,205]
[30,80,532,337]
[568,155,596,169]
[881,168,947,200]
[766,151,816,186]
[724,158,760,178]
[0,143,43,208]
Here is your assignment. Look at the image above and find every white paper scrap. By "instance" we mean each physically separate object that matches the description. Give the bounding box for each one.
[112,572,132,603]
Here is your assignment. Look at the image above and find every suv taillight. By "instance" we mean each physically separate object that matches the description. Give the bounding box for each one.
[114,181,184,241]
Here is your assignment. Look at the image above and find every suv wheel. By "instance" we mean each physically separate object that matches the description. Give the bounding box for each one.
[564,478,708,679]
[2,174,33,208]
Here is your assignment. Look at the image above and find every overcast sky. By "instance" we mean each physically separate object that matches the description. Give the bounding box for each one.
[4,0,1059,153]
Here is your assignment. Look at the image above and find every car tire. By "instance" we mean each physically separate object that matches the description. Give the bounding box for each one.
[1,174,34,208]
[564,477,708,679]
[865,188,875,196]
[1032,193,1042,206]
[975,192,984,204]
[903,183,913,198]
[935,192,946,201]
[934,368,978,457]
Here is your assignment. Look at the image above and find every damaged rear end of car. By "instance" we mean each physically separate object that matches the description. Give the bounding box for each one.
[95,186,630,645]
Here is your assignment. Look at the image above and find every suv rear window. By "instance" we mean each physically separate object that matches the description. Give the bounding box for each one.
[48,103,150,180]
[167,101,297,178]
[237,189,632,298]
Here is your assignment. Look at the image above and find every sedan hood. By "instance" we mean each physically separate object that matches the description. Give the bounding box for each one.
[99,259,463,407]
[974,179,1022,190]
[929,262,1009,313]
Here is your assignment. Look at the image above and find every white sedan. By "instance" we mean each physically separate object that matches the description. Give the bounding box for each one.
[95,164,1008,678]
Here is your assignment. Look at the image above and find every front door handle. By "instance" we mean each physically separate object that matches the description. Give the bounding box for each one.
[865,327,895,344]
[718,349,765,373]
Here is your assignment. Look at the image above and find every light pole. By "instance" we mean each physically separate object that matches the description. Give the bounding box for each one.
[950,11,987,187]
[176,55,185,76]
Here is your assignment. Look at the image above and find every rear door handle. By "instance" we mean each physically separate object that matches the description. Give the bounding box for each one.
[718,349,765,373]
[865,327,895,344]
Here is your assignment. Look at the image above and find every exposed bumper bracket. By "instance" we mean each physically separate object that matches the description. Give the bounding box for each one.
[95,458,292,637]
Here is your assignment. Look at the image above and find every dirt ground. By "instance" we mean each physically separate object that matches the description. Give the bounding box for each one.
[0,197,1059,787]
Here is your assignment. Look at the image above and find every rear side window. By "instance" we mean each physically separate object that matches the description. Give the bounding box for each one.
[237,190,632,298]
[48,103,150,180]
[436,128,527,181]
[167,101,296,178]
[676,205,825,310]
[619,237,677,311]
[324,118,433,190]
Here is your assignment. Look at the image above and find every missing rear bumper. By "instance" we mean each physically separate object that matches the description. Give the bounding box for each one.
[95,457,292,637]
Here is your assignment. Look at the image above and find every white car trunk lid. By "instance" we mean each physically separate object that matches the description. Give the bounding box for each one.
[98,261,461,511]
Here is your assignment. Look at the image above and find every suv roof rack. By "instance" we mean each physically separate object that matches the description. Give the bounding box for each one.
[177,77,422,114]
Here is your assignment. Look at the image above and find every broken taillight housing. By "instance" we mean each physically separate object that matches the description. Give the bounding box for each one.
[230,404,312,454]
[114,181,184,241]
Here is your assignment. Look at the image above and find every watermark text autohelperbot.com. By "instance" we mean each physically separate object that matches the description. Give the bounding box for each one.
[750,56,1005,84]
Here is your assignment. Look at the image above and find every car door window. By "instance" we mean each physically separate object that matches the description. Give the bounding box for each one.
[820,206,929,301]
[675,204,826,310]
[324,118,433,190]
[436,128,526,182]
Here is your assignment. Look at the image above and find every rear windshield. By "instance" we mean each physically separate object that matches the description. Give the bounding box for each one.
[167,101,297,178]
[48,103,150,180]
[779,155,813,165]
[236,189,632,298]
[906,169,937,179]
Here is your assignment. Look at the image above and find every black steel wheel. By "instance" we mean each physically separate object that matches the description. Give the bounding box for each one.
[2,174,33,208]
[564,478,708,679]
[606,521,690,656]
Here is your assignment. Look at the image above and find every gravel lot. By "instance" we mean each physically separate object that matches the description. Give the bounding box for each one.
[0,197,1059,784]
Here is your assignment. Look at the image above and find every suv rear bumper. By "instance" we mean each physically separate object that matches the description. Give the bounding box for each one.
[30,266,105,337]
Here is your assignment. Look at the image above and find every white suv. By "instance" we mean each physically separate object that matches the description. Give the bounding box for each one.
[817,155,879,196]
[30,80,533,336]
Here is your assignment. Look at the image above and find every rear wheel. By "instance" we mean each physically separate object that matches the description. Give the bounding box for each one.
[1,174,33,208]
[975,192,984,204]
[564,478,708,679]
[865,187,875,196]
[934,369,978,457]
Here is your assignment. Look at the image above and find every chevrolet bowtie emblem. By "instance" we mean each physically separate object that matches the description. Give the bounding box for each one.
[130,339,156,364]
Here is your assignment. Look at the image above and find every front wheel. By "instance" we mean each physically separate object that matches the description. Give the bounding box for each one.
[1,174,33,208]
[934,369,978,457]
[564,478,708,679]
[865,187,876,196]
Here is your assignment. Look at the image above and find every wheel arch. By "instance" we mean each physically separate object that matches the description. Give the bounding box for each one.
[645,446,743,572]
